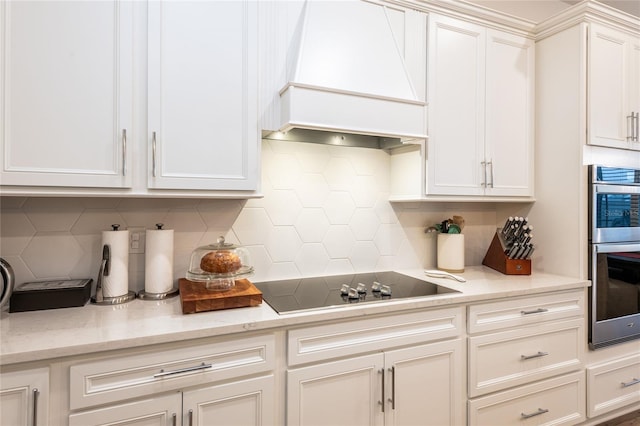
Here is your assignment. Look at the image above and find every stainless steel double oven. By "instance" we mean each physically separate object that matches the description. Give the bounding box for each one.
[588,165,640,348]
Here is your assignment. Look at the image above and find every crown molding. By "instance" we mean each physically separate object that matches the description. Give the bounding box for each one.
[384,0,536,37]
[535,0,639,40]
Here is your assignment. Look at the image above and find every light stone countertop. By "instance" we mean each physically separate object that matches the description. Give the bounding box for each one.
[0,266,589,366]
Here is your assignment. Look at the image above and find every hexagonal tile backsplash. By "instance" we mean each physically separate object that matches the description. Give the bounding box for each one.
[0,140,499,293]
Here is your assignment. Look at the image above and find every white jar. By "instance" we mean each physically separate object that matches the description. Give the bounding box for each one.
[437,233,465,273]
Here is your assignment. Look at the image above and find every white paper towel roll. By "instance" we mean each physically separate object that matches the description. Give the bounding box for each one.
[102,227,129,297]
[145,227,174,294]
[437,233,465,273]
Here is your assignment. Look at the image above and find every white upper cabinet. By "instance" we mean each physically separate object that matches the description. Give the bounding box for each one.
[427,14,534,198]
[0,1,133,188]
[588,23,640,150]
[484,29,535,196]
[427,15,486,196]
[147,0,259,191]
[1,0,259,196]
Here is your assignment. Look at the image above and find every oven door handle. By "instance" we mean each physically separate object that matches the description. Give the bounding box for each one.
[593,183,640,195]
[593,243,640,254]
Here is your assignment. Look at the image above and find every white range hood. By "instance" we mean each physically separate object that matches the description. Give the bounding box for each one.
[262,0,427,148]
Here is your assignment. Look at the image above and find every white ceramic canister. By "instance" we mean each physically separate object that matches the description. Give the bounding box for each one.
[437,233,465,273]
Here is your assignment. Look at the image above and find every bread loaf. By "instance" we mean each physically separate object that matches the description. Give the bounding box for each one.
[200,250,242,274]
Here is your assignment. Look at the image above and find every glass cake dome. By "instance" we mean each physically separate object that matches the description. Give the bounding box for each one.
[186,236,253,290]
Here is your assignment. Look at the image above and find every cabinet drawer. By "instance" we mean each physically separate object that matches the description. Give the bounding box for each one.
[69,334,275,410]
[587,353,640,418]
[288,307,463,366]
[468,371,586,426]
[469,318,584,397]
[468,289,585,334]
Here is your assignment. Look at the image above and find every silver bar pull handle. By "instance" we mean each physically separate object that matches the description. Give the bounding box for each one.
[481,161,487,187]
[487,160,494,188]
[152,131,157,178]
[388,366,396,410]
[32,388,39,426]
[521,308,548,315]
[188,409,193,426]
[521,408,549,419]
[153,362,212,378]
[621,378,640,388]
[521,351,549,360]
[379,368,385,413]
[630,112,640,142]
[122,129,127,176]
[172,413,177,426]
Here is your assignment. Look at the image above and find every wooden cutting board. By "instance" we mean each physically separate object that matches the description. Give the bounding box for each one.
[179,278,262,314]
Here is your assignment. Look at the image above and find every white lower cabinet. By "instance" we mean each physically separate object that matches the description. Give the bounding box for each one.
[469,372,585,426]
[288,353,385,426]
[467,290,587,425]
[182,375,274,426]
[67,334,276,426]
[68,393,181,426]
[468,318,584,397]
[587,353,640,418]
[286,308,465,426]
[287,340,464,426]
[69,375,274,426]
[385,340,464,426]
[0,367,49,426]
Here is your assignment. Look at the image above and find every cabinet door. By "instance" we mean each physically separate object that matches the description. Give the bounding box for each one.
[427,14,486,196]
[0,367,49,426]
[484,30,534,197]
[385,339,464,426]
[287,353,385,426]
[588,23,635,149]
[184,375,275,426]
[0,1,133,188]
[147,0,259,191]
[69,393,180,426]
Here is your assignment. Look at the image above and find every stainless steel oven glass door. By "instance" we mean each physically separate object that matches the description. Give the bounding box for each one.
[590,242,640,348]
[590,166,640,244]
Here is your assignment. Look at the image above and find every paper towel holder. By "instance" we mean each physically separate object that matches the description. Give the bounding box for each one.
[91,225,136,305]
[138,288,179,300]
[138,223,180,301]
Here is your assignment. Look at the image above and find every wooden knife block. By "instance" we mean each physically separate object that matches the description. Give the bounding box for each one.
[482,232,531,275]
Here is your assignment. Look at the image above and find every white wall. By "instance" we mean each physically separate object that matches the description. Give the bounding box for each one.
[0,140,501,293]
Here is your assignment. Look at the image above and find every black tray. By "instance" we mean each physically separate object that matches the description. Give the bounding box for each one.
[9,279,92,313]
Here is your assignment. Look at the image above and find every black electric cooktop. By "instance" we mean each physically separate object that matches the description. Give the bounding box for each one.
[253,271,460,314]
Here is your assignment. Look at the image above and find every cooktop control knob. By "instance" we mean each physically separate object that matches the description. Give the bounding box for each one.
[347,287,360,300]
[356,283,367,294]
[381,285,392,297]
[372,281,382,292]
[340,284,350,295]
